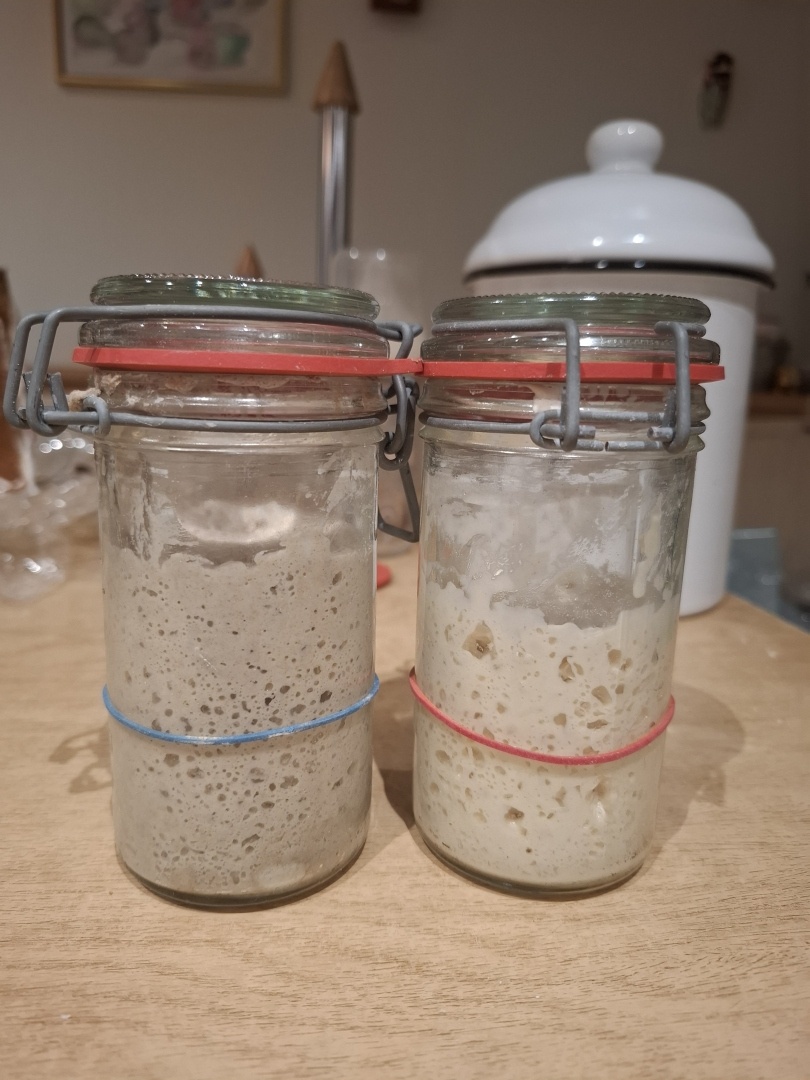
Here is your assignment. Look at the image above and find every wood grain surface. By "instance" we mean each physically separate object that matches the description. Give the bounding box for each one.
[1,536,808,1080]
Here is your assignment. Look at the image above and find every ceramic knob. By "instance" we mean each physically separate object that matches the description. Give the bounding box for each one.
[586,120,663,174]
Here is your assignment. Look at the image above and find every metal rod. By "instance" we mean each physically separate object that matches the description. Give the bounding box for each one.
[317,107,350,284]
[312,42,358,285]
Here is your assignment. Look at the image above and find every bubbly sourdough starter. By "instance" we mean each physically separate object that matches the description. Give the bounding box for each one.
[414,707,665,892]
[414,578,672,891]
[414,444,687,892]
[101,454,375,904]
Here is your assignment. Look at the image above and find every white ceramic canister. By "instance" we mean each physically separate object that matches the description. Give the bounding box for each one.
[464,120,774,615]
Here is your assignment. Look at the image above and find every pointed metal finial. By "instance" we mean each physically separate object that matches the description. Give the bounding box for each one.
[313,42,359,283]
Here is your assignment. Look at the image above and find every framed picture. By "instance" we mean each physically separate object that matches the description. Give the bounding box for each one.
[54,0,287,96]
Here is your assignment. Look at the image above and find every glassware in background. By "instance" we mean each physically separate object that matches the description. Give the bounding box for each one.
[330,247,427,556]
[0,428,97,602]
[1,267,97,602]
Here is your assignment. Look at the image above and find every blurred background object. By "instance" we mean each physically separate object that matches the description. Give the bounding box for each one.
[0,271,23,491]
[735,395,810,615]
[0,269,97,602]
[371,0,422,13]
[0,429,97,602]
[699,51,734,129]
[234,245,265,278]
[464,118,775,618]
[727,526,810,631]
[751,316,791,392]
[313,41,423,559]
[313,40,358,285]
[330,245,427,556]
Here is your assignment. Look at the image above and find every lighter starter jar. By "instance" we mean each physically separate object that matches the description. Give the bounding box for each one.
[412,293,722,895]
[79,273,414,906]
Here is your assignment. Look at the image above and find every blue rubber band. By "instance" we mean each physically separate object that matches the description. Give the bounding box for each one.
[102,676,380,746]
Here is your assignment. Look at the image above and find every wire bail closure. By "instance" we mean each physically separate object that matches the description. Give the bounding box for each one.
[2,303,422,541]
[422,317,707,453]
[378,373,420,542]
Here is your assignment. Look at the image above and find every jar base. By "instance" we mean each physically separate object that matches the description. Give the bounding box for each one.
[118,840,366,910]
[419,832,643,899]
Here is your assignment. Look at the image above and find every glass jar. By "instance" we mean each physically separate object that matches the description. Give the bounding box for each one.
[411,293,722,895]
[73,273,416,906]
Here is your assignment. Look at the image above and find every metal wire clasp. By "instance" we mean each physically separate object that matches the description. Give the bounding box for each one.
[2,305,423,542]
[377,373,421,542]
[422,317,706,453]
[3,305,421,437]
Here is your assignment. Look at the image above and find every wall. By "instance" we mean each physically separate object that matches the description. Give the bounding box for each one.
[735,412,810,601]
[0,0,807,366]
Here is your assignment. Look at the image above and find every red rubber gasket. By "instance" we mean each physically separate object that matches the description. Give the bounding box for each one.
[73,346,421,376]
[409,669,674,766]
[420,360,724,384]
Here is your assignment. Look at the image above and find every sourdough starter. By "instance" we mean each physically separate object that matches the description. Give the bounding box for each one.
[414,441,689,892]
[100,442,375,904]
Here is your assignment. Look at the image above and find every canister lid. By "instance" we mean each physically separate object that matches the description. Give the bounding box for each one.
[464,120,774,284]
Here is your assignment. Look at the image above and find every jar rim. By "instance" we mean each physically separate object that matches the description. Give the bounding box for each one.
[90,273,381,321]
[430,291,711,327]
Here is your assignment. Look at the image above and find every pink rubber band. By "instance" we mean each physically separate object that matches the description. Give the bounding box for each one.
[408,669,674,766]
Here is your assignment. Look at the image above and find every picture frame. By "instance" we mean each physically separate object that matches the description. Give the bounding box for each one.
[54,0,288,96]
[371,0,421,11]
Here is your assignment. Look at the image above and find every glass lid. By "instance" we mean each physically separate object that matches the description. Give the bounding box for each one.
[90,274,380,321]
[430,292,710,328]
[422,291,720,364]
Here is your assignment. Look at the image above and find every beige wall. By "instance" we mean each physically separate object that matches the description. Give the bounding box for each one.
[0,0,807,365]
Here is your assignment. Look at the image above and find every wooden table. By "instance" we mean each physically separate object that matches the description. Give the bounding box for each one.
[2,536,809,1080]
